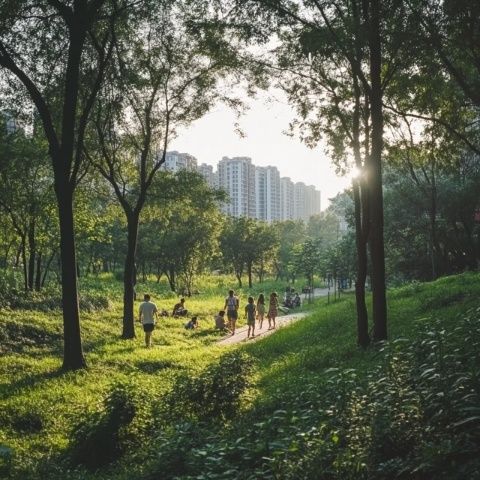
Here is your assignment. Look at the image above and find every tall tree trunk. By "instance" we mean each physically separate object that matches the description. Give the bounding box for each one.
[166,266,176,291]
[351,33,370,346]
[368,0,387,341]
[35,252,42,291]
[41,250,56,287]
[27,220,36,290]
[122,213,139,339]
[353,180,370,347]
[236,272,242,288]
[55,181,86,370]
[20,236,28,292]
[247,262,253,288]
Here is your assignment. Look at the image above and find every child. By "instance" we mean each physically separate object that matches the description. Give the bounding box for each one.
[244,296,256,339]
[138,294,159,348]
[267,292,279,330]
[214,310,228,331]
[256,293,266,329]
[184,316,198,330]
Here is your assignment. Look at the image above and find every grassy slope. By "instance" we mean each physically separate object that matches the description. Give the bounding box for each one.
[242,272,480,410]
[0,272,479,478]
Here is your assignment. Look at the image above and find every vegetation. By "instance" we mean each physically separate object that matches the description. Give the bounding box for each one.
[0,272,479,479]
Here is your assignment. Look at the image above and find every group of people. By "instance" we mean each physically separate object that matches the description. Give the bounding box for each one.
[137,289,282,347]
[215,290,280,339]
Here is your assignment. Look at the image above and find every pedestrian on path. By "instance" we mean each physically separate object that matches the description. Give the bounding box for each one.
[267,292,279,330]
[224,289,239,335]
[245,296,256,338]
[138,294,159,348]
[256,293,266,329]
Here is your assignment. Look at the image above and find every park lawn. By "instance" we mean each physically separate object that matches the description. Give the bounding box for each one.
[0,272,479,479]
[0,274,306,478]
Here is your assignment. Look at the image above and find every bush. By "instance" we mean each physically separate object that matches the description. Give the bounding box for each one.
[69,381,148,470]
[162,350,254,423]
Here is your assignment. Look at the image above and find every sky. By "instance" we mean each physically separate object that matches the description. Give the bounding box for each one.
[170,89,353,210]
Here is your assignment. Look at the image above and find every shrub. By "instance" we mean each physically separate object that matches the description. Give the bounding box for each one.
[69,381,148,470]
[162,350,254,423]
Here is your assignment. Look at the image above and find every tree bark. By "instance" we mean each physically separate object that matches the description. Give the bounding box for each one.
[35,251,42,291]
[247,262,253,288]
[367,0,387,341]
[122,213,139,339]
[55,180,86,370]
[27,220,36,290]
[166,266,176,291]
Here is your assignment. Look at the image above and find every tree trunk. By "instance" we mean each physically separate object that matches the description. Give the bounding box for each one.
[353,180,370,347]
[236,272,242,288]
[247,262,253,288]
[27,220,36,290]
[41,250,56,287]
[166,266,176,291]
[368,0,387,342]
[122,213,139,339]
[20,236,28,292]
[55,181,86,370]
[35,252,42,291]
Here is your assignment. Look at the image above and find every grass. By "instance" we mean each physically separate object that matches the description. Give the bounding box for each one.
[0,272,479,479]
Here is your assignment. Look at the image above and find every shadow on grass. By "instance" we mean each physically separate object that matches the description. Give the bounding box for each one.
[0,367,66,401]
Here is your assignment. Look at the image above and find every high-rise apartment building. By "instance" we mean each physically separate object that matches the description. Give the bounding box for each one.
[305,184,321,218]
[280,177,295,221]
[255,166,281,222]
[197,163,218,188]
[294,182,307,221]
[217,156,256,218]
[161,151,198,172]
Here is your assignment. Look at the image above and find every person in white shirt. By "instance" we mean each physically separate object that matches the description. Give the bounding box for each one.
[138,294,158,347]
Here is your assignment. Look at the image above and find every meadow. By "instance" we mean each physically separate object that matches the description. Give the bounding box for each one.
[1,272,480,479]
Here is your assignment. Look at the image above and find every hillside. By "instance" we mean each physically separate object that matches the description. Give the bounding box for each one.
[0,273,479,479]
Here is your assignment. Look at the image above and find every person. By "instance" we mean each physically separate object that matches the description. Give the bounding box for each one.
[223,289,239,335]
[172,298,188,317]
[184,316,198,330]
[256,293,266,330]
[138,294,158,348]
[293,292,301,308]
[214,310,228,331]
[267,292,279,330]
[245,296,256,339]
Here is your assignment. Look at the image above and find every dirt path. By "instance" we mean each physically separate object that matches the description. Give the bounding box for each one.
[217,287,330,346]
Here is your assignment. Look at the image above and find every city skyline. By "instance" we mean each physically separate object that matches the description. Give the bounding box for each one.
[170,88,353,208]
[163,151,321,222]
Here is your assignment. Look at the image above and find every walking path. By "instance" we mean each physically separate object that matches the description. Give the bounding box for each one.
[217,287,331,346]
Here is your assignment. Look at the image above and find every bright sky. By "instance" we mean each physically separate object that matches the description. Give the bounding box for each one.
[171,89,353,210]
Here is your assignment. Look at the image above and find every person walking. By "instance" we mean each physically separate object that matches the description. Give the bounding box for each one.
[267,292,279,330]
[138,294,159,348]
[256,293,266,330]
[224,289,239,335]
[245,296,256,339]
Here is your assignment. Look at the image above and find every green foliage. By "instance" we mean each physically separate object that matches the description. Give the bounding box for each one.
[163,350,254,423]
[69,381,149,471]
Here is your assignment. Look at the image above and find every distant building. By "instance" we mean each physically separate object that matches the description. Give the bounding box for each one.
[197,163,218,188]
[255,166,281,222]
[164,150,322,222]
[217,156,256,218]
[161,151,198,172]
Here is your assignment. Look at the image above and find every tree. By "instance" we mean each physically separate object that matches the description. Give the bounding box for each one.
[89,0,239,338]
[0,0,128,369]
[0,116,56,292]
